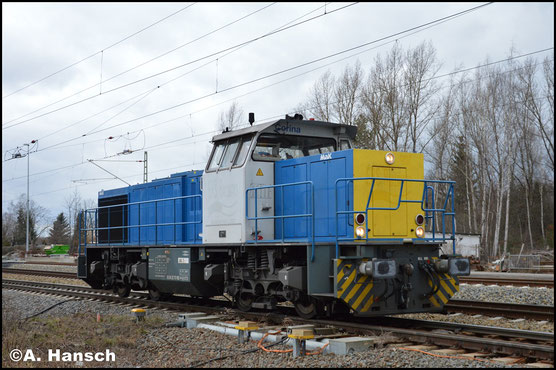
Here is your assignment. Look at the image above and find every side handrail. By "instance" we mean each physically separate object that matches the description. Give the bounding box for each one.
[334,177,456,258]
[79,194,202,248]
[245,181,316,261]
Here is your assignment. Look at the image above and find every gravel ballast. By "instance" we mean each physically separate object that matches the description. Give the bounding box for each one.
[3,263,77,273]
[3,288,551,368]
[454,283,554,306]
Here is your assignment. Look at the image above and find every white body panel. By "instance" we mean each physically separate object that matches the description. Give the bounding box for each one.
[202,158,274,243]
[202,169,245,243]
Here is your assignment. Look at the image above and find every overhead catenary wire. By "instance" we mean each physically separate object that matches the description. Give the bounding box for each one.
[32,160,208,196]
[2,131,215,183]
[36,86,158,142]
[3,6,548,188]
[23,2,496,155]
[3,45,550,185]
[2,3,197,100]
[26,3,332,153]
[87,159,131,186]
[102,2,277,93]
[0,2,278,128]
[86,89,157,135]
[2,2,360,129]
[8,85,549,195]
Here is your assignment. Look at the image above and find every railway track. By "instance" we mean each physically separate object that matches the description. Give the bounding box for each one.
[3,279,553,363]
[4,268,555,287]
[459,276,554,288]
[3,268,554,322]
[444,299,554,322]
[5,267,554,287]
[2,268,77,279]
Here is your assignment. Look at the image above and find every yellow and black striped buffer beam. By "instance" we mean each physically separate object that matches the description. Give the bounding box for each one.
[426,257,460,307]
[335,259,377,314]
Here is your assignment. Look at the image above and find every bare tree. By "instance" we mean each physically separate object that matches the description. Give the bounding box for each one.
[359,78,386,149]
[4,194,49,247]
[404,41,442,153]
[334,61,363,125]
[65,188,82,247]
[2,210,17,246]
[292,43,554,258]
[514,98,542,251]
[518,56,554,172]
[218,101,245,131]
[464,65,494,257]
[360,41,441,152]
[303,70,337,122]
[363,42,408,151]
[74,198,97,253]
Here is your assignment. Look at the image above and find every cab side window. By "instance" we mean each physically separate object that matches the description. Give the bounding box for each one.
[252,134,337,162]
[340,139,351,151]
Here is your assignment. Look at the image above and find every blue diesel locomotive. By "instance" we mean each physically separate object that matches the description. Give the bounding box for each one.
[77,115,469,318]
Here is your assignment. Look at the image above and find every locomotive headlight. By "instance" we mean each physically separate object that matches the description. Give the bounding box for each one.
[385,152,395,165]
[415,226,425,238]
[356,226,366,238]
[359,259,397,279]
[434,259,450,273]
[449,257,471,276]
[415,214,425,225]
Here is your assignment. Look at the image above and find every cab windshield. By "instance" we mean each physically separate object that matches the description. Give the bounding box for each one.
[252,134,336,162]
[206,135,253,171]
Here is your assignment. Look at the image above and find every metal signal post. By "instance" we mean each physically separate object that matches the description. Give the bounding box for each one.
[7,140,38,257]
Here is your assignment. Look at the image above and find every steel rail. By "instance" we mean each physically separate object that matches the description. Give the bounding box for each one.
[460,276,554,288]
[445,299,554,322]
[3,270,554,322]
[3,279,553,361]
[5,268,555,288]
[2,268,77,279]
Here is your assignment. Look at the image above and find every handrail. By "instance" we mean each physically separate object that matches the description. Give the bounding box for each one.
[334,177,456,258]
[245,181,316,261]
[79,194,202,247]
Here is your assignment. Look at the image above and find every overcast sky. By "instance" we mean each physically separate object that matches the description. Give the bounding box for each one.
[2,2,554,230]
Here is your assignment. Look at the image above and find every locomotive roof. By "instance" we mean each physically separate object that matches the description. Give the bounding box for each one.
[211,118,357,142]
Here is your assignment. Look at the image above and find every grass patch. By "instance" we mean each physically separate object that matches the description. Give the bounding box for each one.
[2,297,165,368]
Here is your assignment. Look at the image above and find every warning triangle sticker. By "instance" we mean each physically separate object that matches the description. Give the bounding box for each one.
[256,168,264,176]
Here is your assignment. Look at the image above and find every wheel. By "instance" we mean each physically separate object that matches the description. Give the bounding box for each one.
[235,293,254,312]
[294,296,322,319]
[148,288,162,301]
[116,284,131,298]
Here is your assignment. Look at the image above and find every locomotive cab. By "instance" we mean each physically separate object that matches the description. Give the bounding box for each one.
[202,115,356,244]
